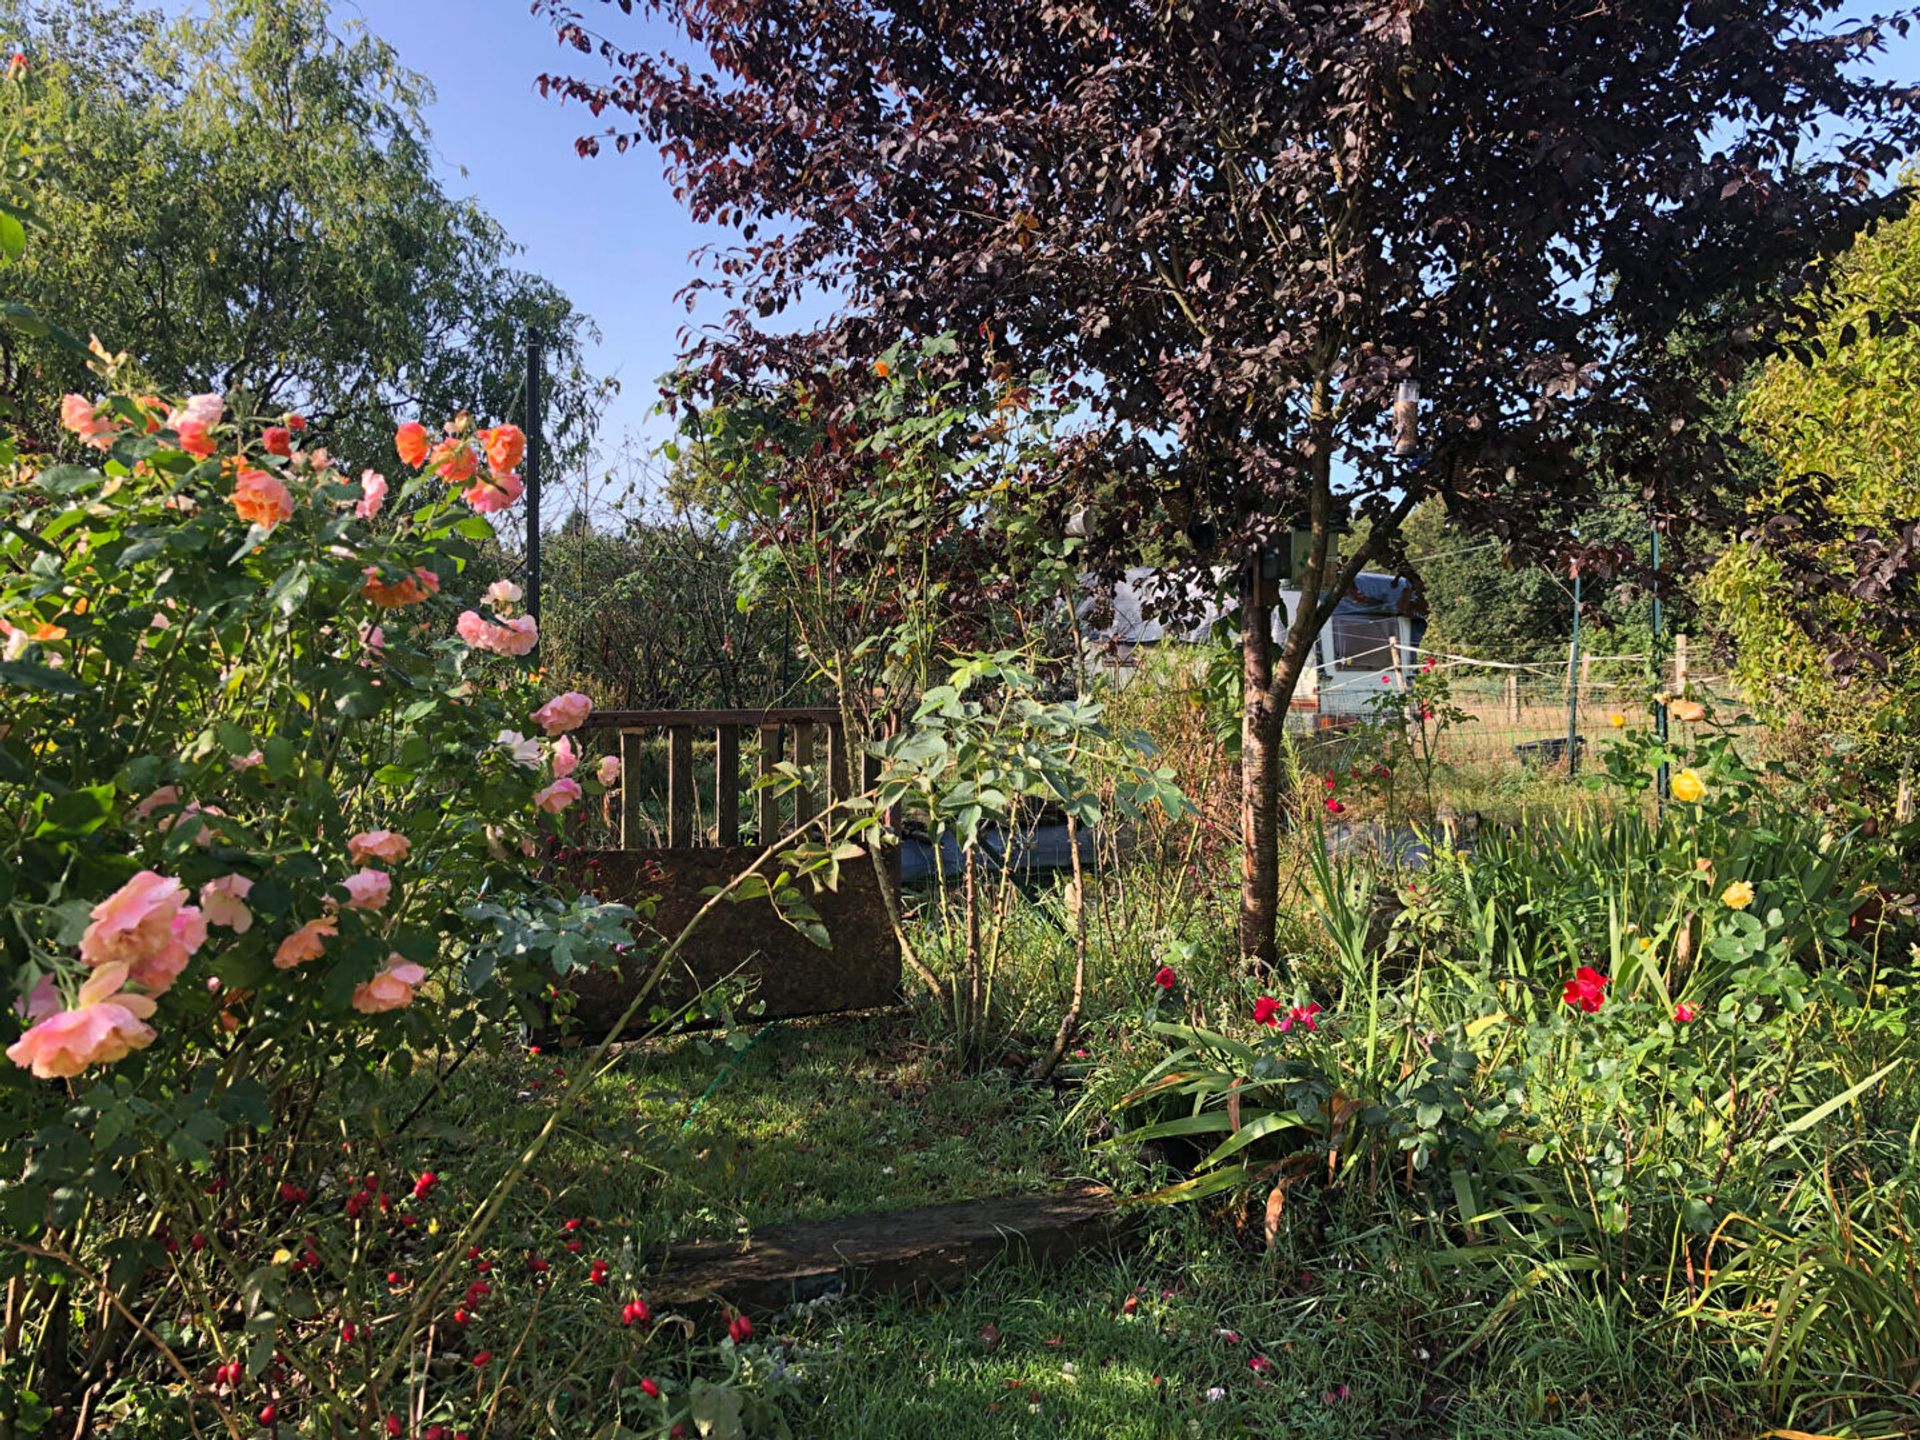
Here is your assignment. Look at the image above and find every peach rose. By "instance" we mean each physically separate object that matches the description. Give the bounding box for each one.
[481,424,526,476]
[6,964,157,1079]
[484,580,522,612]
[552,735,579,779]
[530,691,592,736]
[462,471,524,514]
[200,875,254,933]
[355,470,388,520]
[273,917,337,970]
[394,421,430,468]
[61,393,121,449]
[231,469,294,530]
[338,868,392,911]
[351,956,428,1015]
[174,419,217,459]
[348,830,410,865]
[533,777,582,814]
[596,754,621,788]
[78,871,205,996]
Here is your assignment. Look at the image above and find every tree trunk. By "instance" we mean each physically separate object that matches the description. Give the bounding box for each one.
[1238,565,1280,968]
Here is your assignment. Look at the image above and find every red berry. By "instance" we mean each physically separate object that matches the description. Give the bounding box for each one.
[386,1271,402,1286]
[341,1321,356,1343]
[472,1350,492,1368]
[641,1378,661,1399]
[452,1308,469,1326]
[190,1233,208,1251]
[258,1403,278,1424]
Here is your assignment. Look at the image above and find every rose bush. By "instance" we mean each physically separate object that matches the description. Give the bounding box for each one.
[0,347,642,1433]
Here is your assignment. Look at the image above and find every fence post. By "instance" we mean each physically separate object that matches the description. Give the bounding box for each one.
[1566,561,1583,776]
[1505,672,1519,724]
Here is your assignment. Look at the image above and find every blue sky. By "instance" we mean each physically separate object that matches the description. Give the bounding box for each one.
[318,3,1918,466]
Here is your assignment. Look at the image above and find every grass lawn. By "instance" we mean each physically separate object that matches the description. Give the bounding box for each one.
[411,1011,1089,1250]
[397,1011,1778,1440]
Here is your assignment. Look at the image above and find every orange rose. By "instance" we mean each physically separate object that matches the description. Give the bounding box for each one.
[361,565,441,608]
[429,439,479,486]
[482,424,526,476]
[394,421,430,468]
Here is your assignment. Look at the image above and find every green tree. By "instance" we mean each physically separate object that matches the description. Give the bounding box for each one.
[1703,193,1920,783]
[0,0,609,468]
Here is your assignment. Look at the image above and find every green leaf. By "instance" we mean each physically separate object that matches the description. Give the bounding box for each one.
[1765,1060,1903,1153]
[0,660,83,696]
[34,785,116,839]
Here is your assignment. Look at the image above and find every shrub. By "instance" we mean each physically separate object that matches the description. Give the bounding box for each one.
[0,357,638,1433]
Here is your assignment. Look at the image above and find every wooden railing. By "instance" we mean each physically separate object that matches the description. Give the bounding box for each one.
[577,708,866,850]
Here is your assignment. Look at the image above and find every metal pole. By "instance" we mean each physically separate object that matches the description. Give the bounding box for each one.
[1651,524,1669,812]
[525,328,543,629]
[1565,559,1582,777]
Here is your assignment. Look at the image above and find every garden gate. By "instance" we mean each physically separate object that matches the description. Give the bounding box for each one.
[558,707,902,1036]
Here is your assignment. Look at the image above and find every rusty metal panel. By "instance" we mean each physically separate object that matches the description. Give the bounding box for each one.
[556,847,902,1035]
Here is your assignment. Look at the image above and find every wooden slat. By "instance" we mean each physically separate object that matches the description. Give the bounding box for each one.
[667,725,694,848]
[757,724,780,845]
[792,722,816,828]
[619,730,647,849]
[581,707,840,732]
[716,723,740,846]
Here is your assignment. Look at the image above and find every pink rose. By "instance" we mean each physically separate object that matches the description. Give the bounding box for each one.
[484,580,522,611]
[533,778,582,815]
[496,730,542,769]
[6,964,158,1079]
[338,868,392,911]
[15,974,60,1024]
[132,786,180,821]
[351,956,428,1015]
[356,470,388,520]
[273,917,337,970]
[230,749,265,771]
[552,736,578,779]
[78,871,205,996]
[361,624,385,652]
[596,754,621,787]
[462,471,525,514]
[167,392,224,430]
[200,875,254,934]
[348,830,410,865]
[456,610,538,657]
[530,691,591,736]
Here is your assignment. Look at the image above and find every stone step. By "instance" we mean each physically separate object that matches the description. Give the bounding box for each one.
[648,1182,1128,1318]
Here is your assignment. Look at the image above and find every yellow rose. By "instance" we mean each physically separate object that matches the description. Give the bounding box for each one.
[1671,768,1706,803]
[1609,713,1626,728]
[1721,880,1755,910]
